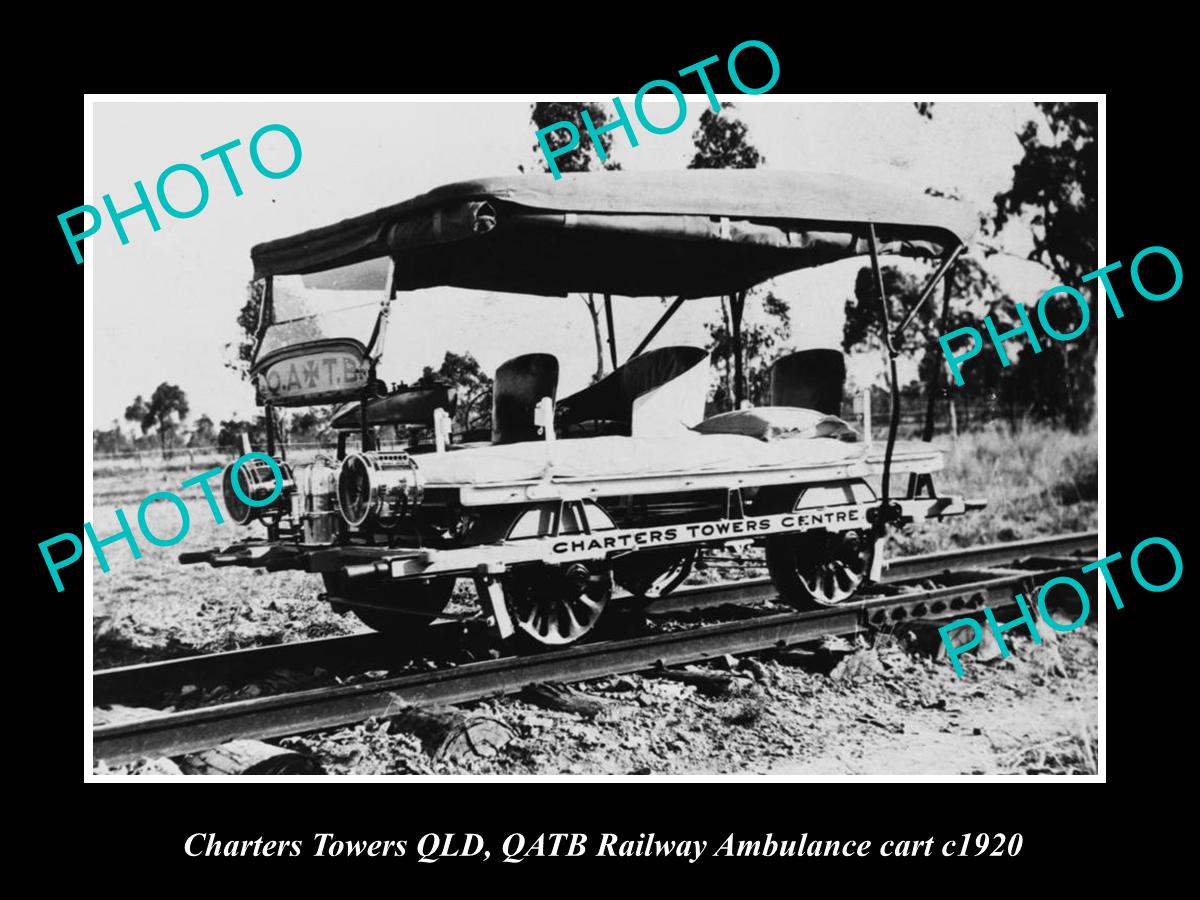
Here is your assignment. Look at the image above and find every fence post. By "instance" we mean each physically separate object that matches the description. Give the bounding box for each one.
[861,387,872,444]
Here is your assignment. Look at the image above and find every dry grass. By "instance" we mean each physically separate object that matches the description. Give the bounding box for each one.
[997,715,1098,775]
[893,422,1097,555]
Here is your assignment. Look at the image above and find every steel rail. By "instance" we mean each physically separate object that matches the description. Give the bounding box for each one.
[93,539,1096,765]
[879,531,1097,582]
[645,530,1097,613]
[93,532,1096,708]
[92,625,480,709]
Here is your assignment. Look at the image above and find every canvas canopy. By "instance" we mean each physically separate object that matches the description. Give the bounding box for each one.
[251,171,978,298]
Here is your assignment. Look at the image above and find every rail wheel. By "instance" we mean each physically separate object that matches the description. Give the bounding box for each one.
[764,529,873,608]
[503,562,612,648]
[321,572,456,635]
[756,482,876,610]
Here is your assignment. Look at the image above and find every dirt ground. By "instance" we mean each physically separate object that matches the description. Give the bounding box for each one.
[274,624,1096,777]
[91,425,1099,776]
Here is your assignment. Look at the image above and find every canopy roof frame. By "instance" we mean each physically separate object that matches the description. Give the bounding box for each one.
[250,172,978,299]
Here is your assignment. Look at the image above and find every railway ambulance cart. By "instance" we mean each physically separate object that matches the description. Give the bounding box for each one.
[182,171,981,648]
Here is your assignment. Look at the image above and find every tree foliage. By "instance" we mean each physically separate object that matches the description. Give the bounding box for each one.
[707,292,791,409]
[993,103,1097,284]
[125,383,190,453]
[288,409,332,443]
[689,103,765,169]
[217,416,266,452]
[226,279,265,382]
[93,421,130,455]
[416,351,494,430]
[878,101,1099,430]
[843,258,1022,420]
[189,414,217,447]
[991,102,1097,429]
[530,102,622,174]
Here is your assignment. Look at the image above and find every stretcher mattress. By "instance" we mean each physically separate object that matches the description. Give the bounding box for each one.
[417,433,941,487]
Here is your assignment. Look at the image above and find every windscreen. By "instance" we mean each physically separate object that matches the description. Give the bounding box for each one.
[257,257,391,360]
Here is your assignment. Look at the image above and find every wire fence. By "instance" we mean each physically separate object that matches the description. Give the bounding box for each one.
[94,394,1009,471]
[93,442,335,462]
[93,442,337,472]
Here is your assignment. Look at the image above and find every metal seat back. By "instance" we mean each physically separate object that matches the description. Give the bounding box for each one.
[492,353,559,444]
[768,349,845,415]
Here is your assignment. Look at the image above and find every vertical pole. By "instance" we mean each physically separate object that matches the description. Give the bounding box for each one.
[861,387,872,443]
[251,277,274,363]
[360,365,375,452]
[911,267,956,497]
[921,274,955,443]
[433,408,450,453]
[265,403,276,456]
[949,400,958,440]
[866,224,899,515]
[731,290,746,408]
[603,294,618,371]
[535,397,556,442]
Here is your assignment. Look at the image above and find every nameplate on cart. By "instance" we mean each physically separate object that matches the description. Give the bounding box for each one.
[548,505,872,556]
[252,340,370,406]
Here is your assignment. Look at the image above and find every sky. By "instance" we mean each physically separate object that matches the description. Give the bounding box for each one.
[91,99,1055,431]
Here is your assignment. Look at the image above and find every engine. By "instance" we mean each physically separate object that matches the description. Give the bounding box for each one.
[336,451,423,527]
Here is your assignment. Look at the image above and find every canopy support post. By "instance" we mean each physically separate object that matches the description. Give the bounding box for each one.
[895,244,964,337]
[360,362,377,453]
[866,224,901,530]
[364,257,397,362]
[249,277,274,365]
[603,294,618,371]
[730,290,746,408]
[909,269,957,499]
[922,272,956,443]
[629,296,686,361]
[263,403,281,542]
[265,403,276,457]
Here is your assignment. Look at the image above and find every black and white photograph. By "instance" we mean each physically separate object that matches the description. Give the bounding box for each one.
[83,96,1105,780]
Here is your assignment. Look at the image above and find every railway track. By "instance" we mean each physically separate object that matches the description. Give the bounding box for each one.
[92,532,1096,766]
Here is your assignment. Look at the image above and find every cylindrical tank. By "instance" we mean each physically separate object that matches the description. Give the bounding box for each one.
[300,458,341,544]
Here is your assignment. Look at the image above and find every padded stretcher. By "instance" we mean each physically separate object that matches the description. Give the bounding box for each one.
[417,433,942,489]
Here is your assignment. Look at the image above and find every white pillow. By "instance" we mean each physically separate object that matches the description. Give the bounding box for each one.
[693,406,859,442]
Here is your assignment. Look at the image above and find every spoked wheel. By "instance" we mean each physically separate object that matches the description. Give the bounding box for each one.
[764,529,874,609]
[503,562,612,647]
[322,573,456,635]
